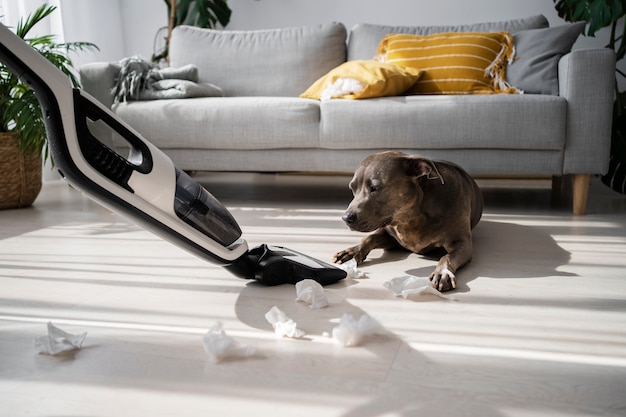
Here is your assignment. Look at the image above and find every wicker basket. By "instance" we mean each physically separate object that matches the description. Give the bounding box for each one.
[0,132,42,209]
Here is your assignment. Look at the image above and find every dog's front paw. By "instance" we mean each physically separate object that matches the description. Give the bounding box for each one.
[333,246,366,264]
[429,266,456,292]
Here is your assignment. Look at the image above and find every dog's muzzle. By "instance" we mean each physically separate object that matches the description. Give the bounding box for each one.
[342,210,392,232]
[342,211,385,232]
[342,211,358,226]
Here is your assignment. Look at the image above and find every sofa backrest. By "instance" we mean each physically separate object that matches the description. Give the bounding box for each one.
[169,22,347,97]
[347,14,549,61]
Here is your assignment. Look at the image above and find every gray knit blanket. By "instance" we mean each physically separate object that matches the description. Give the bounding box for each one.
[112,56,223,103]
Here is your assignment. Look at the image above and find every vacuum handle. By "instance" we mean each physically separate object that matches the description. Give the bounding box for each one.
[74,92,154,191]
[1,22,250,265]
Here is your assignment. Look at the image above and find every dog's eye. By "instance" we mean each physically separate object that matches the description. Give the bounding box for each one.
[369,185,379,193]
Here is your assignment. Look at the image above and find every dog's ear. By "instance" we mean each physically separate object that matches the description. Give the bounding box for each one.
[404,157,444,184]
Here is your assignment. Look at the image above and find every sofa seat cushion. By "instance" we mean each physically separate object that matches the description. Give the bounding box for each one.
[319,94,566,150]
[113,97,321,150]
[169,23,347,97]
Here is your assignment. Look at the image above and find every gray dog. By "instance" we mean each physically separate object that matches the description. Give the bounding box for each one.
[333,151,483,292]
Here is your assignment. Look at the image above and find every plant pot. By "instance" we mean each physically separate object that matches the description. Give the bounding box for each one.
[0,132,42,209]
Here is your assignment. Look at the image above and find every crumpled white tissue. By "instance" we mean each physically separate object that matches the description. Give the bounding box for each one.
[335,258,366,279]
[34,321,87,355]
[331,313,385,347]
[321,77,364,101]
[265,306,305,339]
[202,322,256,363]
[295,279,329,309]
[383,275,457,301]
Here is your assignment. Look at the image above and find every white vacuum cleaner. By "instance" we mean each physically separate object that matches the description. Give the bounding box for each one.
[0,23,346,286]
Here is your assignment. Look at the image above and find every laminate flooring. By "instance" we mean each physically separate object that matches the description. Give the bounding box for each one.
[1,173,625,417]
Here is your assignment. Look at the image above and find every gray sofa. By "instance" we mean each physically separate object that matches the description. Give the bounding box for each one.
[79,15,615,215]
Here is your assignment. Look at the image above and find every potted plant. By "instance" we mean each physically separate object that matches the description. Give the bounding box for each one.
[0,3,98,209]
[554,0,626,194]
[152,0,232,63]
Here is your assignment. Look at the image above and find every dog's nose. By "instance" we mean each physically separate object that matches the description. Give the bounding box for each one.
[342,212,357,225]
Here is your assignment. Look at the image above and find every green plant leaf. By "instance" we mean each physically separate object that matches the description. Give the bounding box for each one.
[555,0,625,36]
[172,0,230,28]
[15,3,56,38]
[206,0,231,27]
[0,3,98,161]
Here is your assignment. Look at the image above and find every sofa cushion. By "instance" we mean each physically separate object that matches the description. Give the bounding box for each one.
[507,22,586,95]
[169,23,347,97]
[377,32,518,95]
[114,97,321,150]
[319,94,566,150]
[348,15,549,61]
[299,60,422,100]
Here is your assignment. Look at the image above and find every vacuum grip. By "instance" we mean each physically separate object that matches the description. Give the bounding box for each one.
[77,92,153,170]
[74,91,154,191]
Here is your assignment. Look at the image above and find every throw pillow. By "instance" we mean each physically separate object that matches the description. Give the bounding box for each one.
[506,22,586,95]
[299,60,423,101]
[377,31,519,95]
[347,15,549,60]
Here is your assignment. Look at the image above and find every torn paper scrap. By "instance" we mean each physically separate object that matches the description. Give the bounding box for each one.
[383,275,457,301]
[295,279,329,309]
[202,322,256,364]
[34,321,87,355]
[265,306,305,339]
[321,78,365,101]
[331,313,385,347]
[335,258,366,279]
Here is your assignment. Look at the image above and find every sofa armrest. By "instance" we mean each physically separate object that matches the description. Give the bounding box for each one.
[79,61,120,109]
[558,48,615,175]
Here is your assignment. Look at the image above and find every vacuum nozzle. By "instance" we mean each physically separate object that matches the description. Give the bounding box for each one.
[226,244,347,286]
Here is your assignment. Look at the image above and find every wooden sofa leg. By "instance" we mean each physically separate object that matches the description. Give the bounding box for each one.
[572,174,591,216]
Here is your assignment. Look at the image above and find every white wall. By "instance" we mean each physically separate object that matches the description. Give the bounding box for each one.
[228,0,561,29]
[226,0,616,54]
[53,0,166,71]
[118,0,168,59]
[57,0,126,67]
[73,0,617,63]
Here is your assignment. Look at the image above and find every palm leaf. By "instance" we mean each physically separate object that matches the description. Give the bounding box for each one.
[0,3,98,161]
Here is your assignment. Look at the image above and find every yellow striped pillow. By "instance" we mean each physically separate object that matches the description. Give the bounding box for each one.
[377,31,519,95]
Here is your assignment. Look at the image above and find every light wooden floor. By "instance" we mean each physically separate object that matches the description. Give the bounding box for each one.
[1,173,626,417]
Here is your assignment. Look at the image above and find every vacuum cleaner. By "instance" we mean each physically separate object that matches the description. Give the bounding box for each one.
[0,23,346,286]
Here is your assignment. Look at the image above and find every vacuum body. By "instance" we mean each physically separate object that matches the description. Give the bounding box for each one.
[0,23,346,286]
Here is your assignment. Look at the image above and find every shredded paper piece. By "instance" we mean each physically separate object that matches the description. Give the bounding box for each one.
[202,322,256,363]
[34,322,87,355]
[336,258,366,279]
[331,313,385,347]
[383,275,457,301]
[321,77,365,101]
[265,306,306,339]
[295,279,329,309]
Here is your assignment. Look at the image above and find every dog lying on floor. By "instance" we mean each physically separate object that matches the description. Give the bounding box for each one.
[333,151,483,292]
